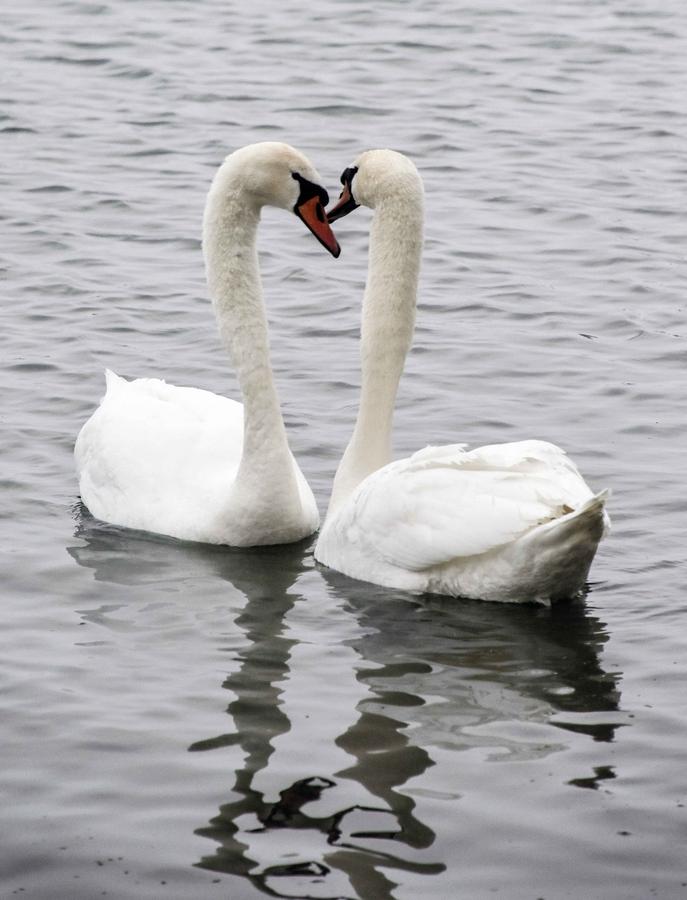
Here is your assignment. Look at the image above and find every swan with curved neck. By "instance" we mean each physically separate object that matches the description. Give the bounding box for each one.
[315,149,609,603]
[76,142,339,547]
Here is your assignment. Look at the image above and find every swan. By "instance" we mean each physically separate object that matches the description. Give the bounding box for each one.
[75,142,340,547]
[314,149,609,603]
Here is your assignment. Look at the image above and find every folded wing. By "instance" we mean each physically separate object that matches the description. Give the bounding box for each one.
[349,441,596,572]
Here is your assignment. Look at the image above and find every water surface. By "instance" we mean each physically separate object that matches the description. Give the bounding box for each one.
[2,1,686,897]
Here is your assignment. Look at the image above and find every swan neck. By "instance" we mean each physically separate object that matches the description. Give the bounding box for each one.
[203,177,300,522]
[328,192,423,514]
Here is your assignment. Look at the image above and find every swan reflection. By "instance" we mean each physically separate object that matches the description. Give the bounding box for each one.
[68,509,622,898]
[191,561,443,898]
[191,569,620,897]
[324,571,622,750]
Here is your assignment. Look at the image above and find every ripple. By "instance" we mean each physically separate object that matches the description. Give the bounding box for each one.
[281,103,392,116]
[1,125,37,134]
[6,362,60,372]
[26,184,72,193]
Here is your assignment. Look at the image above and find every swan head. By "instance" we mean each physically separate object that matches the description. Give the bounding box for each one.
[327,149,422,222]
[215,142,340,257]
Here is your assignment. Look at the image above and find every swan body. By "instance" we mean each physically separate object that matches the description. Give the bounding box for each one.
[76,369,318,545]
[316,439,608,604]
[76,142,339,546]
[315,149,609,603]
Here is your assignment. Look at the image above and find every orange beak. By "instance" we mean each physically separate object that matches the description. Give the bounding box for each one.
[325,182,359,223]
[295,196,341,258]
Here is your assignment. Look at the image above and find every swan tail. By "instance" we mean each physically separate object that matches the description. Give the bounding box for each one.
[581,489,611,536]
[537,489,610,542]
[572,489,611,538]
[513,489,610,602]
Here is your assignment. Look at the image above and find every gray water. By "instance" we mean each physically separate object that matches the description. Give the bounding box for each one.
[2,1,686,897]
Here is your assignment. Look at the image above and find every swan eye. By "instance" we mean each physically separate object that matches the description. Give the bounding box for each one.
[340,166,359,189]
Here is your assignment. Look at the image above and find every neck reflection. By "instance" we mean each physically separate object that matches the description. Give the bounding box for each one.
[192,545,444,899]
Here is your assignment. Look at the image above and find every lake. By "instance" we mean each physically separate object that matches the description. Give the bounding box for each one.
[2,1,686,897]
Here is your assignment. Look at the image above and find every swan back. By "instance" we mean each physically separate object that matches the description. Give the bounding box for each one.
[317,440,609,603]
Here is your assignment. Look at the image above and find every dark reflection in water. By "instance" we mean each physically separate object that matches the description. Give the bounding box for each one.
[324,570,622,745]
[185,547,444,899]
[69,510,444,897]
[192,572,619,898]
[69,508,621,899]
[67,501,286,589]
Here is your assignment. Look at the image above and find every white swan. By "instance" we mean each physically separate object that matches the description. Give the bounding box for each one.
[315,149,609,603]
[75,142,340,547]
